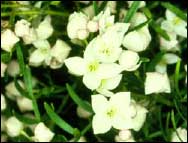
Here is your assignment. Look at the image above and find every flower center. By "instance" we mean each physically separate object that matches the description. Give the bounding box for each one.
[87,61,99,72]
[173,17,181,25]
[106,107,116,118]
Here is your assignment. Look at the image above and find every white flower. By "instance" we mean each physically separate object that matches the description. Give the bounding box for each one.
[1,29,20,52]
[77,29,89,40]
[130,12,148,28]
[96,74,122,97]
[65,56,122,90]
[34,122,54,142]
[5,116,24,137]
[7,60,20,77]
[15,19,31,37]
[92,92,132,134]
[45,39,71,69]
[16,97,33,112]
[87,20,99,32]
[155,53,180,73]
[22,28,38,44]
[85,23,130,63]
[119,50,140,71]
[127,1,146,9]
[115,129,136,142]
[123,27,151,52]
[29,40,51,67]
[1,94,6,111]
[129,100,148,131]
[36,15,53,40]
[67,12,89,39]
[161,10,187,38]
[5,80,24,100]
[171,127,187,142]
[160,32,179,52]
[76,106,92,119]
[93,7,115,34]
[1,62,7,77]
[145,72,171,95]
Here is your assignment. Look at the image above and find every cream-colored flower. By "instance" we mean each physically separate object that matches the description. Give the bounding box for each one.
[84,23,130,63]
[106,1,117,13]
[7,60,20,77]
[5,116,24,137]
[45,39,71,69]
[161,10,187,38]
[67,12,89,40]
[34,122,54,142]
[145,72,171,95]
[92,92,132,134]
[15,19,31,37]
[22,28,38,44]
[87,20,99,32]
[171,127,187,142]
[16,97,33,112]
[1,62,7,77]
[1,94,6,111]
[1,29,20,52]
[119,50,140,71]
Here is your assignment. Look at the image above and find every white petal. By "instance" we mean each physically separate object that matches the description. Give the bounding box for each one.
[166,10,176,21]
[1,94,6,111]
[32,40,51,49]
[174,26,187,38]
[64,57,86,76]
[162,53,180,64]
[83,73,101,90]
[110,92,131,110]
[15,19,31,37]
[100,74,122,90]
[92,114,112,134]
[145,72,171,95]
[91,94,108,113]
[161,20,174,32]
[96,88,114,97]
[36,15,53,40]
[97,63,122,79]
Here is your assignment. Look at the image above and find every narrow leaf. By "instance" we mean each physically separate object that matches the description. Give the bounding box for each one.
[44,102,75,135]
[124,1,141,23]
[93,1,98,15]
[66,83,93,113]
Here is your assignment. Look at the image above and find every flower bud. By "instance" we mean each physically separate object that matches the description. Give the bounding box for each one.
[16,97,33,112]
[5,116,24,137]
[1,62,7,77]
[77,29,89,40]
[1,29,19,52]
[119,50,140,71]
[34,122,54,142]
[76,106,92,119]
[7,60,20,77]
[1,94,6,111]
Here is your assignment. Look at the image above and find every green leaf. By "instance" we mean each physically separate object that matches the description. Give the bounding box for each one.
[150,20,170,41]
[93,1,98,15]
[1,52,12,63]
[141,7,152,19]
[140,57,150,63]
[124,1,141,23]
[66,84,93,113]
[161,2,187,21]
[52,134,67,142]
[13,111,39,124]
[98,1,107,12]
[44,102,75,135]
[50,1,61,6]
[15,43,25,75]
[174,60,181,98]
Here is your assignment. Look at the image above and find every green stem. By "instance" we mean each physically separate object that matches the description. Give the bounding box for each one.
[20,130,32,141]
